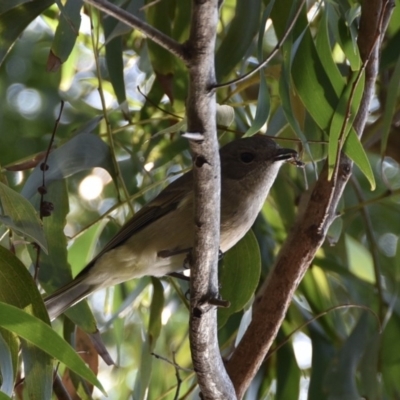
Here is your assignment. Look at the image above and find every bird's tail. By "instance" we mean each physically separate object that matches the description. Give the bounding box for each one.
[45,274,96,321]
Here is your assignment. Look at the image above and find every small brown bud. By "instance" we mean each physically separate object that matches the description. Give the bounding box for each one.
[37,186,47,195]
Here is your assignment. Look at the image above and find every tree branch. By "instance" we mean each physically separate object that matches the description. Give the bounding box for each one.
[225,1,394,398]
[80,0,235,396]
[185,1,236,399]
[82,0,188,63]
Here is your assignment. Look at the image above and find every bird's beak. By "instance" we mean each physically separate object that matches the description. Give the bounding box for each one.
[273,148,304,167]
[273,148,298,162]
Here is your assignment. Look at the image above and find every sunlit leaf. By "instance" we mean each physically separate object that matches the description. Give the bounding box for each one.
[48,0,82,71]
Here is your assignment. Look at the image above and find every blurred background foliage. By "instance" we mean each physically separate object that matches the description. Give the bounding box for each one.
[0,0,400,399]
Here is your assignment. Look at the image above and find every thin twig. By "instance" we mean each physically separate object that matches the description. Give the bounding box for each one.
[137,86,183,119]
[140,0,163,12]
[82,0,188,63]
[343,188,400,214]
[151,352,193,373]
[89,8,134,215]
[34,102,64,281]
[172,352,182,400]
[212,0,306,89]
[267,303,382,360]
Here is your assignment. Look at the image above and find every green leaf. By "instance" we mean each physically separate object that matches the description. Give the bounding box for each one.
[359,334,381,399]
[48,0,82,71]
[0,302,106,395]
[292,22,375,188]
[0,245,49,319]
[21,131,113,199]
[292,27,339,132]
[382,313,400,397]
[132,336,152,400]
[34,180,98,333]
[0,330,18,393]
[343,130,376,190]
[132,279,163,400]
[0,392,12,400]
[215,0,262,81]
[0,246,52,399]
[0,332,14,396]
[218,230,261,328]
[337,14,361,71]
[276,332,300,400]
[244,71,270,137]
[104,8,128,115]
[171,0,191,42]
[328,72,365,180]
[315,7,345,92]
[103,0,141,43]
[345,234,374,283]
[324,313,374,400]
[0,1,36,14]
[381,53,400,155]
[308,327,336,400]
[145,0,175,80]
[67,220,104,277]
[148,278,164,350]
[0,182,47,252]
[0,0,54,67]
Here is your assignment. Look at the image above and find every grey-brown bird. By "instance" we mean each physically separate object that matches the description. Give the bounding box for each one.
[45,135,299,320]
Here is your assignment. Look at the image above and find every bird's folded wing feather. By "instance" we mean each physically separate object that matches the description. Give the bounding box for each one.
[87,172,193,267]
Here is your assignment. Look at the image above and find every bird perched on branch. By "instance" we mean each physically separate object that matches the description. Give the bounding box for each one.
[45,135,300,320]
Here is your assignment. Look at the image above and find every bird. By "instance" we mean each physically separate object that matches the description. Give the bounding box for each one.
[45,135,299,320]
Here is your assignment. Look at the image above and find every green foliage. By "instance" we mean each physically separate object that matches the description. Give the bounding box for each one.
[0,0,399,399]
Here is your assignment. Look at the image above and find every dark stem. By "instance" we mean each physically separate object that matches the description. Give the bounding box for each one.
[82,0,188,63]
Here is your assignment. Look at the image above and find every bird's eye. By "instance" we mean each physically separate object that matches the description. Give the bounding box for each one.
[240,152,255,163]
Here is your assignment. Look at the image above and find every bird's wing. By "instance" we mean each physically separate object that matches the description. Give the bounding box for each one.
[86,171,193,267]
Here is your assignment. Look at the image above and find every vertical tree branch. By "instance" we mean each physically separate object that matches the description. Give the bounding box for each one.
[185,1,236,399]
[225,1,394,398]
[82,0,235,396]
